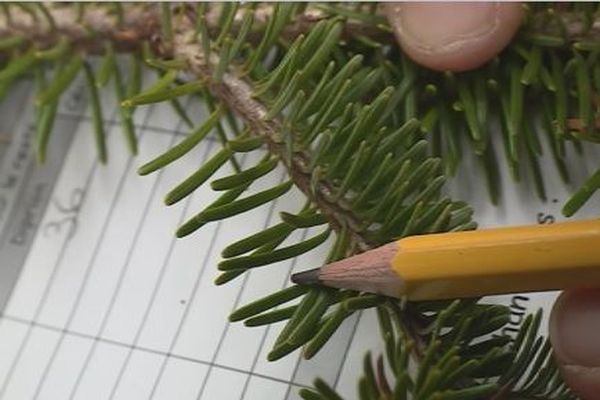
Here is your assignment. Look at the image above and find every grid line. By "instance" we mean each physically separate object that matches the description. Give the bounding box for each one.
[31,105,152,400]
[0,107,100,400]
[65,106,193,400]
[196,170,288,400]
[108,112,215,399]
[55,112,219,142]
[0,314,309,391]
[240,223,307,400]
[0,93,356,400]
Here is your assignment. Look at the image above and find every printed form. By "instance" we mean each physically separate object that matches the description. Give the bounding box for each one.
[0,76,599,400]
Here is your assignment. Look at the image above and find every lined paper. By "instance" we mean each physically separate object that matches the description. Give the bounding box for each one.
[0,79,366,400]
[0,75,598,400]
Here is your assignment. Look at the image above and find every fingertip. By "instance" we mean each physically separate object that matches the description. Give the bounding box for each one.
[385,2,524,72]
[550,289,600,400]
[557,365,600,400]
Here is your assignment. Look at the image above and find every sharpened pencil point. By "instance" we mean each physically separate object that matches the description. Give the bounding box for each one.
[291,268,321,285]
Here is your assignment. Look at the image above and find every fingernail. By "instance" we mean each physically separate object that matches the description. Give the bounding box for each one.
[550,290,600,399]
[550,289,600,400]
[550,290,600,367]
[394,3,499,54]
[559,364,600,400]
[385,2,523,72]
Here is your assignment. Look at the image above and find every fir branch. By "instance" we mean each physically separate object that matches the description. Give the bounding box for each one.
[172,28,374,251]
[0,4,438,357]
[303,306,576,400]
[0,4,594,399]
[0,3,402,249]
[0,3,160,53]
[5,4,600,57]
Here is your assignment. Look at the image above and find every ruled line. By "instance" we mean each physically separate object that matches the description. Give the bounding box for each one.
[196,171,288,400]
[108,120,216,400]
[65,106,195,400]
[0,109,99,400]
[0,314,309,391]
[0,88,363,400]
[30,105,156,400]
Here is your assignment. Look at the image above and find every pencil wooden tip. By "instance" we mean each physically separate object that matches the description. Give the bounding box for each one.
[291,268,321,285]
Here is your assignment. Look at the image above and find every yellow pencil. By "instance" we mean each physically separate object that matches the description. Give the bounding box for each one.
[291,219,600,301]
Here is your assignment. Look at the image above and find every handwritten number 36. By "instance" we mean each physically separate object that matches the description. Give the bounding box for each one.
[43,188,85,239]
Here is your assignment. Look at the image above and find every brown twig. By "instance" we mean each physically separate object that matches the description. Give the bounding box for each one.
[0,3,378,249]
[3,3,600,57]
[1,2,593,380]
[0,4,161,53]
[172,28,375,252]
[0,4,387,251]
[526,6,600,43]
[567,118,600,131]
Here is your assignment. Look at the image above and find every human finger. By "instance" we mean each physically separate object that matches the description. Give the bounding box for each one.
[385,2,524,72]
[549,289,600,400]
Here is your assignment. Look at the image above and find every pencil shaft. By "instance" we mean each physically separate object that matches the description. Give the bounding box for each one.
[393,219,600,300]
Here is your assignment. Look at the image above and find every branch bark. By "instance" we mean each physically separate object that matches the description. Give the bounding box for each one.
[0,2,428,359]
[0,3,379,250]
[1,2,591,376]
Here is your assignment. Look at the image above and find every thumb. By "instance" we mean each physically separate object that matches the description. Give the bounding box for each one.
[549,289,600,400]
[385,2,524,72]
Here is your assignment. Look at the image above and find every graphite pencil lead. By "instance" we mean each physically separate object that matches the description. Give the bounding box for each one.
[291,268,321,285]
